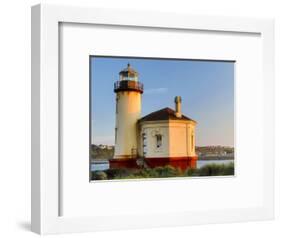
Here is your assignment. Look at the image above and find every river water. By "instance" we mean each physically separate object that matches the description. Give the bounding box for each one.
[91,159,234,172]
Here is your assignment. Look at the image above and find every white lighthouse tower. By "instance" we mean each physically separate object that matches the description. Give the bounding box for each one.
[110,64,143,168]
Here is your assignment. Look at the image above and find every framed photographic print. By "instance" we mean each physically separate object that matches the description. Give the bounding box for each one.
[31,4,274,234]
[90,57,235,181]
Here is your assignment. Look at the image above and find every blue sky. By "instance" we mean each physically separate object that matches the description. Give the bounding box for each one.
[91,57,234,147]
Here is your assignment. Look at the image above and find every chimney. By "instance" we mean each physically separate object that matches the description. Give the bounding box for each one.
[174,96,182,118]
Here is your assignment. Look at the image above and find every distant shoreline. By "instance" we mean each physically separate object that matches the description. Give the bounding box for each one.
[198,157,234,161]
[91,157,234,163]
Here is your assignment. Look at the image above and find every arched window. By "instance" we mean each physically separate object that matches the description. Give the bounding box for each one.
[156,134,162,148]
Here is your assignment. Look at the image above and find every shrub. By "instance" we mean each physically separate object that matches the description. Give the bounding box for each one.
[198,163,222,176]
[154,165,181,177]
[185,167,199,176]
[134,168,159,178]
[105,168,134,179]
[91,171,107,180]
[197,162,235,176]
[184,162,235,177]
[222,162,234,175]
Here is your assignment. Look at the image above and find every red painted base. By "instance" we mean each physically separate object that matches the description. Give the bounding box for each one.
[144,156,197,170]
[109,158,139,169]
[109,156,197,170]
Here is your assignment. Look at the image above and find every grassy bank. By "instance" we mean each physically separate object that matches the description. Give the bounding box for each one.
[91,162,234,180]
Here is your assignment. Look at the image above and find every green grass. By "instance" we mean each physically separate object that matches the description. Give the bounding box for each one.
[91,162,234,180]
[185,162,234,177]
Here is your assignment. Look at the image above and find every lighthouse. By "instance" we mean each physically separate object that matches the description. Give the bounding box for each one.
[109,64,143,168]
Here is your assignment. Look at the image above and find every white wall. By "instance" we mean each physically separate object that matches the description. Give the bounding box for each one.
[0,0,280,238]
[168,121,196,157]
[139,120,196,158]
[114,91,141,158]
[140,122,170,157]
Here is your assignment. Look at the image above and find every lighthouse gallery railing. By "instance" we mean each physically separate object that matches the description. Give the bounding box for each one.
[114,80,143,93]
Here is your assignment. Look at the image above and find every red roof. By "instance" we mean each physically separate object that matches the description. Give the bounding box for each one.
[139,107,195,122]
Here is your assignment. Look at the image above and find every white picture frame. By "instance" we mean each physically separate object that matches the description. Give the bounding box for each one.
[31,4,274,234]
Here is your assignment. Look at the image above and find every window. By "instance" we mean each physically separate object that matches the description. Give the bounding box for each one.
[191,133,194,152]
[142,133,147,157]
[116,96,119,113]
[156,134,162,148]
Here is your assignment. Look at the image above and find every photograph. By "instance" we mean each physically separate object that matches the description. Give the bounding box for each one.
[90,56,235,180]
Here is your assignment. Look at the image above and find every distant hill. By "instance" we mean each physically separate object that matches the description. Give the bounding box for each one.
[91,144,114,161]
[196,146,234,156]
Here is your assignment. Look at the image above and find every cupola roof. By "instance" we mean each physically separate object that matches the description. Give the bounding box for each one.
[119,63,139,77]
